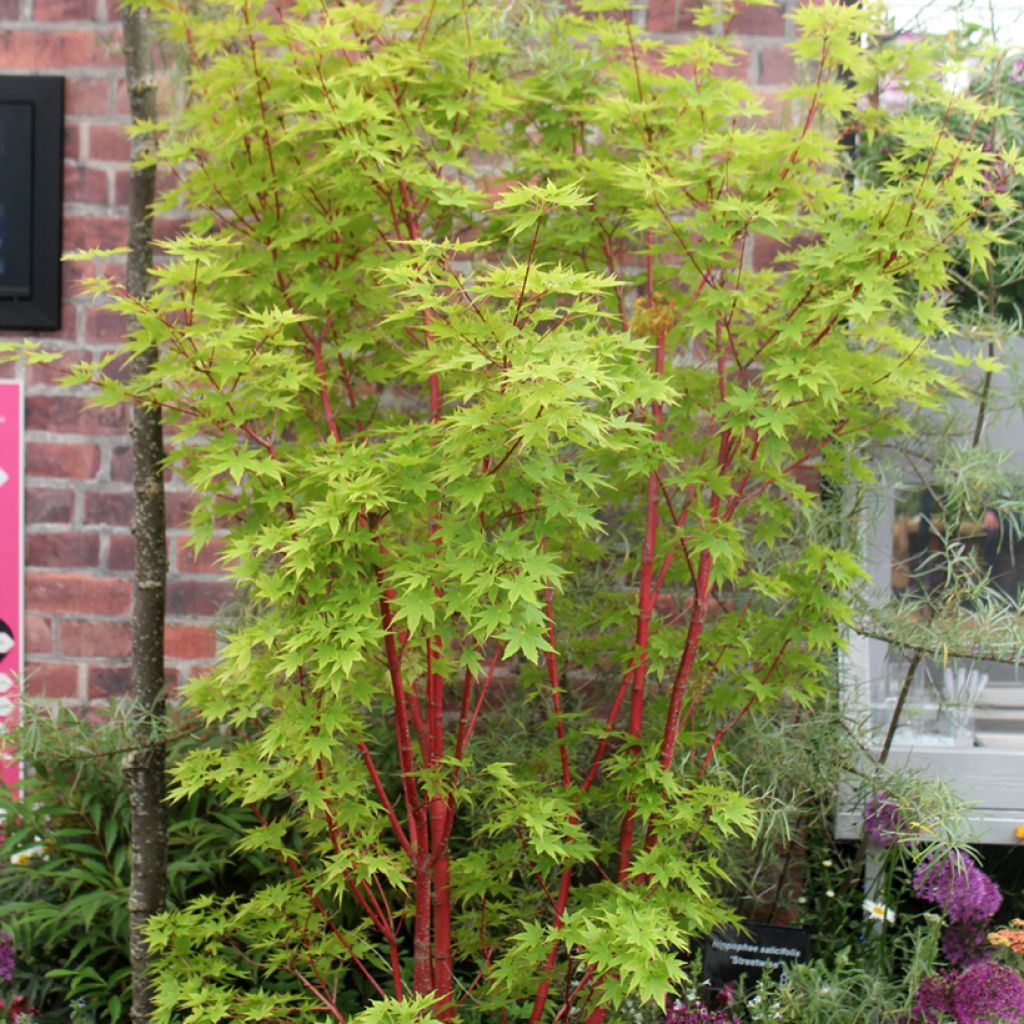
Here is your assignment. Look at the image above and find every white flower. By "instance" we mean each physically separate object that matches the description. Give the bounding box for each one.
[862,899,896,924]
[10,841,48,865]
[825,889,836,898]
[822,859,833,868]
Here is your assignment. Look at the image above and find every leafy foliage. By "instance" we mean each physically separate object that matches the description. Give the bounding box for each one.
[62,0,1014,1019]
[0,709,282,1023]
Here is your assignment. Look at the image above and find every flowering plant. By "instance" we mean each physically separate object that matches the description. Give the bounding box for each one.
[989,920,1024,956]
[911,853,1004,967]
[862,899,896,925]
[913,962,1024,1024]
[665,1000,739,1024]
[912,856,1003,926]
[862,792,905,849]
[0,934,35,1024]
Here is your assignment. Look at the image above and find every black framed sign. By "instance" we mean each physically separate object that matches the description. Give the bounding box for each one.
[701,922,810,995]
[0,76,63,332]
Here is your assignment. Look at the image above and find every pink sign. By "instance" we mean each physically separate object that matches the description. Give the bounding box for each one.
[0,382,22,793]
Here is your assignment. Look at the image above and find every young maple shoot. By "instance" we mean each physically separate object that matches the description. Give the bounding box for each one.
[70,0,1012,1020]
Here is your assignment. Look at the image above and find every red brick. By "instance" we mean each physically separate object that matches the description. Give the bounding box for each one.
[26,394,129,434]
[26,487,75,524]
[790,463,821,492]
[34,0,99,19]
[653,48,751,82]
[25,616,54,656]
[0,30,122,71]
[153,215,188,242]
[44,304,78,343]
[27,533,101,568]
[113,77,130,115]
[64,213,127,250]
[87,122,131,163]
[64,163,109,205]
[167,579,233,617]
[100,352,143,386]
[25,661,79,699]
[0,0,16,18]
[27,441,101,480]
[715,50,750,81]
[114,168,174,206]
[165,624,216,661]
[752,233,790,271]
[84,307,127,344]
[747,86,792,128]
[729,3,786,35]
[88,664,131,698]
[760,45,796,85]
[647,0,697,31]
[62,256,94,291]
[166,491,197,529]
[66,78,110,116]
[107,534,133,571]
[84,490,133,526]
[110,443,132,483]
[64,121,81,161]
[176,535,229,574]
[27,571,131,616]
[62,619,131,658]
[114,169,130,207]
[26,343,92,387]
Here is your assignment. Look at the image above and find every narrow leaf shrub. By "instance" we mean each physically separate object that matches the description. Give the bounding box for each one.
[0,710,281,1024]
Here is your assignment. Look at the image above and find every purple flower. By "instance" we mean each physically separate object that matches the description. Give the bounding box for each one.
[666,1001,739,1024]
[0,932,12,982]
[1010,60,1024,85]
[915,963,1024,1023]
[915,971,956,1023]
[912,854,1002,924]
[942,922,990,967]
[953,962,1024,1022]
[863,791,904,848]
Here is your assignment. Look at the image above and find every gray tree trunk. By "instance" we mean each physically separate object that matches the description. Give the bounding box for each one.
[120,8,168,1024]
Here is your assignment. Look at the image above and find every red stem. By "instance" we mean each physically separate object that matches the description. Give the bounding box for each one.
[527,867,574,1024]
[657,548,712,772]
[249,806,388,1001]
[616,325,667,880]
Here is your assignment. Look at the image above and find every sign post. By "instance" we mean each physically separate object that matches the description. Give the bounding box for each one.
[0,381,22,793]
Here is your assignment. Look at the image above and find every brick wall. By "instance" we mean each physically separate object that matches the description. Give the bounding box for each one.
[0,0,226,701]
[0,0,802,704]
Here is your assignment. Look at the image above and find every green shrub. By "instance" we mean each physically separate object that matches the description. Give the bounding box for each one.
[47,0,1013,1019]
[0,708,283,1023]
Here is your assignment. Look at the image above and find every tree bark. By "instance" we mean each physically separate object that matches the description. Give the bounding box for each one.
[120,8,168,1024]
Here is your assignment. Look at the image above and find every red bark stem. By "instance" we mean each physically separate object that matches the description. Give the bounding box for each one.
[616,323,667,879]
[250,806,388,1001]
[527,866,574,1024]
[357,741,413,859]
[376,578,421,850]
[657,548,712,771]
